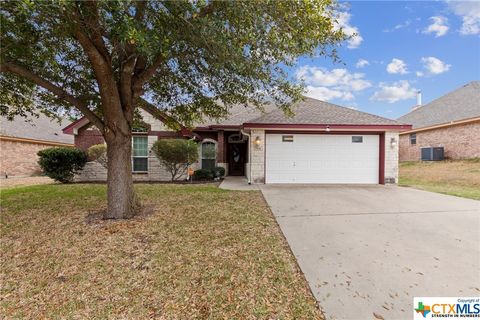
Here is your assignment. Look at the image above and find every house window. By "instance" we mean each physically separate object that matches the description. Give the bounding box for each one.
[410,133,417,145]
[201,141,216,170]
[132,136,148,172]
[352,136,363,143]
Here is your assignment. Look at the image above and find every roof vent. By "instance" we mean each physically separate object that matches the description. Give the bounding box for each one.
[411,90,422,111]
[416,90,422,106]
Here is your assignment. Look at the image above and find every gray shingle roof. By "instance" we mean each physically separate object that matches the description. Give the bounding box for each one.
[0,113,74,144]
[397,81,480,129]
[246,97,400,125]
[194,103,279,127]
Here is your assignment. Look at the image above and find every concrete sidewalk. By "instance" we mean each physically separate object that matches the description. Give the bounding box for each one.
[219,176,259,191]
[261,185,480,320]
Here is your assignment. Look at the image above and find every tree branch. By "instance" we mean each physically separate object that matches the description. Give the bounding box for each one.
[195,2,216,19]
[132,2,219,91]
[138,98,200,139]
[133,54,164,90]
[69,5,130,136]
[0,62,105,132]
[119,56,137,115]
[134,1,147,21]
[81,1,111,64]
[138,98,176,127]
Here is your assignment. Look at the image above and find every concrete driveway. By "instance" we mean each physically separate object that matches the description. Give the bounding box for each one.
[260,185,480,320]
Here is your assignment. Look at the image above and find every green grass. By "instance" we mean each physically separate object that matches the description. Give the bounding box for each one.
[399,159,480,200]
[1,183,322,319]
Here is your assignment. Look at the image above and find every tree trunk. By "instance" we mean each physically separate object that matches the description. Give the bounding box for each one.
[104,132,138,219]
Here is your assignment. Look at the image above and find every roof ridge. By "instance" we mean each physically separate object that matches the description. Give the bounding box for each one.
[246,96,400,125]
[398,81,479,120]
[303,96,398,122]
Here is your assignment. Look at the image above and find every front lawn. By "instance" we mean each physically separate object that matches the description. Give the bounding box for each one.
[0,184,322,319]
[399,159,480,200]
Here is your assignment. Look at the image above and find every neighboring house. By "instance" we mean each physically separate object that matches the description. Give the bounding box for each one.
[63,97,410,184]
[0,114,74,178]
[398,81,480,161]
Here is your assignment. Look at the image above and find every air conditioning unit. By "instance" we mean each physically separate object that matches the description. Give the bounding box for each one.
[421,147,444,161]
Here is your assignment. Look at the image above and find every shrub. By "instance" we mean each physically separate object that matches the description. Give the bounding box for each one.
[193,169,213,180]
[212,166,225,178]
[37,147,87,183]
[152,139,199,181]
[87,144,107,168]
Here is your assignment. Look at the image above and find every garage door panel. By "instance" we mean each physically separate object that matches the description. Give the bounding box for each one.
[265,134,379,184]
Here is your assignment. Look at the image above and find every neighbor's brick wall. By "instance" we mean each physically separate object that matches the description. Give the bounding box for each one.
[250,129,265,184]
[384,131,399,184]
[399,121,480,161]
[0,139,67,177]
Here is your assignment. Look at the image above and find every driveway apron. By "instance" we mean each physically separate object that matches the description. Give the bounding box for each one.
[260,185,480,320]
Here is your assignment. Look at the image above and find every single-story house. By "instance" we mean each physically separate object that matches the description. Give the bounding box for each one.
[0,114,74,178]
[398,81,480,161]
[63,97,410,184]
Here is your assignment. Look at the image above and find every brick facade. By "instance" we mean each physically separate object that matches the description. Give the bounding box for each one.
[73,107,224,181]
[0,139,72,177]
[399,121,480,161]
[75,135,184,182]
[75,125,104,152]
[70,106,402,184]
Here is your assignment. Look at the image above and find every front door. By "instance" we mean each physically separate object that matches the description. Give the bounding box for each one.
[228,143,246,176]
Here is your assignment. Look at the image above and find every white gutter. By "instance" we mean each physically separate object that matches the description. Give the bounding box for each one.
[240,129,252,184]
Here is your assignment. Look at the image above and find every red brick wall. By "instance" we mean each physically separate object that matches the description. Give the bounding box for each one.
[75,126,104,151]
[217,130,225,162]
[399,121,480,161]
[0,139,63,177]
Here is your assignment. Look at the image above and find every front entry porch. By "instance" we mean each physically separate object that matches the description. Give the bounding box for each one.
[219,176,258,190]
[219,131,249,179]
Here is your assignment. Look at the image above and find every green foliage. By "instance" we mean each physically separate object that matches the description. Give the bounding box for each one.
[152,139,198,181]
[212,166,226,178]
[1,0,347,124]
[37,147,87,183]
[87,144,107,168]
[193,169,214,180]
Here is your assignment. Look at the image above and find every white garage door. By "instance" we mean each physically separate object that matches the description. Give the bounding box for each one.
[265,134,379,184]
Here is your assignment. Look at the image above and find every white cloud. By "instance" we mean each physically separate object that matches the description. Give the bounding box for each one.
[383,19,412,32]
[386,58,408,74]
[423,16,449,37]
[305,86,354,101]
[421,56,451,75]
[334,10,363,49]
[447,1,480,35]
[416,71,424,77]
[370,80,417,103]
[296,66,371,102]
[356,59,369,68]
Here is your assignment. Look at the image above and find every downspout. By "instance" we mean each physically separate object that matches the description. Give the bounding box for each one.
[240,129,252,184]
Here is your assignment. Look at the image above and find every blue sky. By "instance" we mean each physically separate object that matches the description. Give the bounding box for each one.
[292,1,480,119]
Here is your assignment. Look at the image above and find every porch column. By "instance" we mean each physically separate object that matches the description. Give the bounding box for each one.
[216,130,228,175]
[249,129,265,183]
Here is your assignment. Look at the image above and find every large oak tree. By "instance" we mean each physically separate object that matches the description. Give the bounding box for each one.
[0,0,346,218]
